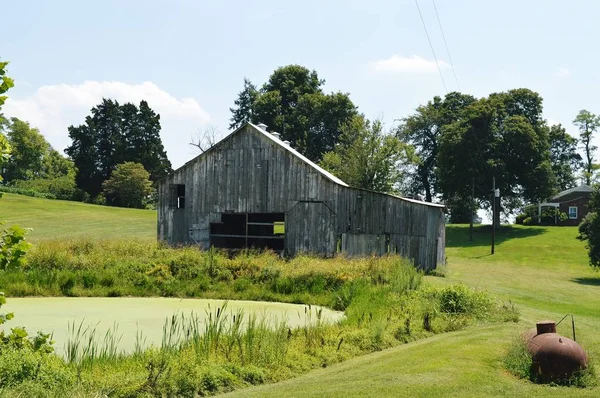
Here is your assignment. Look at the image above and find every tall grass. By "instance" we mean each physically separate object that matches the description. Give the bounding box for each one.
[0,239,519,396]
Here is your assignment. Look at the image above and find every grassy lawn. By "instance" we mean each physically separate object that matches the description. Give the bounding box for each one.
[0,193,156,242]
[224,224,600,397]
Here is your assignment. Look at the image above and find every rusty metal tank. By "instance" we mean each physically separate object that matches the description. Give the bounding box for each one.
[526,320,587,381]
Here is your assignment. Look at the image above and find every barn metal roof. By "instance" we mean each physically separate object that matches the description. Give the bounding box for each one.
[249,123,445,208]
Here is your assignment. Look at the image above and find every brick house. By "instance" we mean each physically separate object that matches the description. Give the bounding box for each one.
[529,184,593,226]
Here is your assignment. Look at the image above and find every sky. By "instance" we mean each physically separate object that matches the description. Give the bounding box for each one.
[3,0,600,170]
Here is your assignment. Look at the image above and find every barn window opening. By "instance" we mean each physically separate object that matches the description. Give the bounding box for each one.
[209,213,285,252]
[177,184,186,209]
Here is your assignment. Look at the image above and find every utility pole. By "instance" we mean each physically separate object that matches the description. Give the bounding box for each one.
[469,177,474,241]
[492,177,495,255]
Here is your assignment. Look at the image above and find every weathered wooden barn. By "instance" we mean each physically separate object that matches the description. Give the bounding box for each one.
[157,123,445,270]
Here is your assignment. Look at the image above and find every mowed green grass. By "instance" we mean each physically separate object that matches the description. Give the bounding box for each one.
[0,193,156,242]
[225,225,600,397]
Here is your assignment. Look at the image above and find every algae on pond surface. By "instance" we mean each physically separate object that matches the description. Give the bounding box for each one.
[1,297,343,355]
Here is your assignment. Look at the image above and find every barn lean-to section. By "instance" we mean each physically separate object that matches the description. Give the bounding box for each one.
[157,123,445,271]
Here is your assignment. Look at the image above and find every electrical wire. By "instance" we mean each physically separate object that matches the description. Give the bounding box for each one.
[414,0,448,93]
[432,0,460,91]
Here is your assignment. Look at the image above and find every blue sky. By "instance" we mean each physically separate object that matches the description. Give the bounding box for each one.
[3,0,600,168]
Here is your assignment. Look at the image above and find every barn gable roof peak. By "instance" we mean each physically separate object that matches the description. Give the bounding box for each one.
[248,122,349,187]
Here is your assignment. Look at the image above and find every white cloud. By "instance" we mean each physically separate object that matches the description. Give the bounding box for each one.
[3,81,211,168]
[555,67,570,78]
[370,55,451,73]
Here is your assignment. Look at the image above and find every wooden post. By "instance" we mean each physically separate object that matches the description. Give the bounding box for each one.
[469,178,474,242]
[492,177,495,255]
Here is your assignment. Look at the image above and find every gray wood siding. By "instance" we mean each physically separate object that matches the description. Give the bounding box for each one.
[158,124,445,270]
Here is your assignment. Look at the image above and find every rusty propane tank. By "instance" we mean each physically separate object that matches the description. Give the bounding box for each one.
[526,320,587,381]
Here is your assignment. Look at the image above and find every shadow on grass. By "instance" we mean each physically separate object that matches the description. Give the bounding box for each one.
[571,277,600,286]
[446,224,548,248]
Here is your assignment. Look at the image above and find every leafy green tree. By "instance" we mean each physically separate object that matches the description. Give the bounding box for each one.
[65,99,172,198]
[0,61,32,269]
[0,61,14,111]
[573,109,600,185]
[548,124,582,191]
[3,118,49,182]
[229,78,258,129]
[438,92,554,222]
[397,92,476,202]
[578,187,600,267]
[0,61,15,183]
[102,162,153,208]
[320,116,411,193]
[230,65,357,161]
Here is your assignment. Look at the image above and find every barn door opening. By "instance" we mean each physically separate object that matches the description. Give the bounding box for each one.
[209,213,285,253]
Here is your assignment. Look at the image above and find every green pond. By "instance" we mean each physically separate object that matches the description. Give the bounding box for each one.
[2,298,344,356]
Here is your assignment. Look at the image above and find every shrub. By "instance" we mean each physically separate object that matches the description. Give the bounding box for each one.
[515,213,528,225]
[437,284,493,316]
[0,186,57,200]
[523,217,534,226]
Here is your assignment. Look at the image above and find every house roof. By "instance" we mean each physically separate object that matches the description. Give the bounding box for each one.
[551,184,594,201]
[171,122,445,209]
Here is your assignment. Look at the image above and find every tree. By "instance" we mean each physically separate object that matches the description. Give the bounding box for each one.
[548,124,582,192]
[190,126,220,154]
[229,78,258,129]
[578,187,600,267]
[573,110,600,185]
[65,99,172,198]
[0,61,14,183]
[229,65,358,162]
[102,162,153,208]
[320,116,412,193]
[3,118,49,182]
[438,92,554,222]
[397,92,476,202]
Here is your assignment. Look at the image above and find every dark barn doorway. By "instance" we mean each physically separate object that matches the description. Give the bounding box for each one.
[209,213,285,253]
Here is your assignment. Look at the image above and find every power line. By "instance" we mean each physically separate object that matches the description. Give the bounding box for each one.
[414,0,448,93]
[432,0,460,91]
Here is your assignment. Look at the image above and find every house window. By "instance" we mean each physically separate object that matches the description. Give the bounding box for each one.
[176,184,185,209]
[569,206,578,219]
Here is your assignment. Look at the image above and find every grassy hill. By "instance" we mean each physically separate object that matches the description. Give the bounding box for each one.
[0,193,156,242]
[224,225,600,397]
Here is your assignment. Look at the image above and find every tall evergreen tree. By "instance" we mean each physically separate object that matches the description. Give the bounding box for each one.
[134,101,171,182]
[65,99,172,198]
[229,78,258,130]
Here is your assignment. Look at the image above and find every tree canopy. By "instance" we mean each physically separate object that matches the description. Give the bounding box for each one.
[548,124,582,192]
[573,109,600,185]
[397,92,476,202]
[102,162,153,208]
[320,116,411,193]
[229,65,358,161]
[3,118,50,182]
[0,61,14,182]
[436,89,554,222]
[65,99,171,198]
